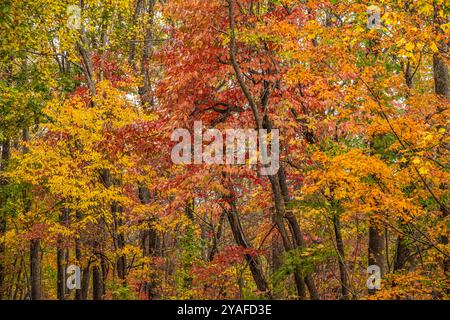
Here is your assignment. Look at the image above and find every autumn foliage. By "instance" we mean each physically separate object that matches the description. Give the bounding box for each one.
[0,0,449,300]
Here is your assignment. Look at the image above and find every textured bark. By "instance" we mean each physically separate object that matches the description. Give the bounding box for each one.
[433,52,449,99]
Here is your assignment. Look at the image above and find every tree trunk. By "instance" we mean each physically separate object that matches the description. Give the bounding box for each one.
[57,209,69,300]
[265,116,319,300]
[75,215,91,301]
[21,128,42,301]
[225,201,271,298]
[0,139,10,300]
[393,236,414,272]
[113,203,127,284]
[92,265,103,300]
[433,51,449,99]
[333,214,350,300]
[368,225,385,295]
[434,52,450,277]
[222,173,271,298]
[432,12,449,278]
[80,265,90,300]
[30,239,41,300]
[393,61,417,273]
[138,186,160,299]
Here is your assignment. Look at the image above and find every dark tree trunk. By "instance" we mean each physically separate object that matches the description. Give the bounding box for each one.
[265,116,319,300]
[56,245,66,300]
[208,212,225,262]
[80,265,90,300]
[113,204,127,284]
[100,169,126,285]
[75,213,83,300]
[75,217,91,301]
[22,128,42,301]
[433,51,449,99]
[92,265,103,300]
[222,173,271,298]
[267,174,306,299]
[394,236,414,272]
[30,239,41,300]
[333,214,350,300]
[138,186,160,299]
[225,202,271,298]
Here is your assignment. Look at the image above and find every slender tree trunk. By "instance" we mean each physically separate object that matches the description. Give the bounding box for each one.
[333,214,350,300]
[433,40,450,278]
[75,212,91,301]
[21,128,42,301]
[113,203,127,284]
[394,61,416,272]
[208,212,225,262]
[225,202,271,298]
[0,139,10,300]
[76,0,95,99]
[57,209,69,300]
[266,120,319,300]
[222,173,271,298]
[56,243,66,300]
[139,0,156,108]
[138,186,160,299]
[432,6,450,280]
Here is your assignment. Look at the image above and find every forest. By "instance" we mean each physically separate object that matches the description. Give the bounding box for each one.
[0,0,449,301]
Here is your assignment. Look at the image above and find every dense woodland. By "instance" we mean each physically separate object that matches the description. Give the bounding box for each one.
[0,0,449,300]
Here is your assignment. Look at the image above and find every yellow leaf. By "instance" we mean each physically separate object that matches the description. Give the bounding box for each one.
[419,167,429,175]
[430,42,439,53]
[405,42,415,52]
